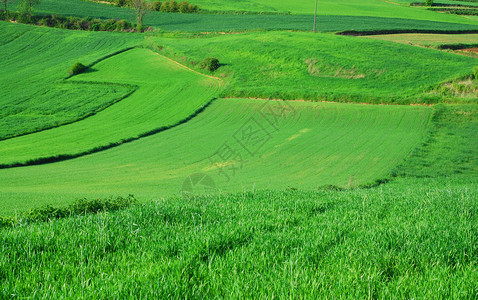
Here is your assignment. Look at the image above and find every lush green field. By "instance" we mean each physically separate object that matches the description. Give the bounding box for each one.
[0,99,431,214]
[1,176,477,298]
[0,22,141,140]
[0,42,222,166]
[1,0,478,296]
[7,0,478,32]
[152,31,478,103]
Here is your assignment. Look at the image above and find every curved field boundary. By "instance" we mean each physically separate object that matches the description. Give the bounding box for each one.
[64,47,136,80]
[0,48,223,167]
[0,99,433,213]
[0,81,138,142]
[0,98,216,169]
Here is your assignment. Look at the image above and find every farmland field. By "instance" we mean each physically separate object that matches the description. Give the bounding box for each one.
[0,99,432,214]
[1,0,478,296]
[7,0,478,32]
[151,31,478,103]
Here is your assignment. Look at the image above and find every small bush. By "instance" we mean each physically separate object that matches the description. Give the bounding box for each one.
[70,62,87,75]
[425,0,433,6]
[474,66,478,80]
[200,57,220,72]
[152,1,162,11]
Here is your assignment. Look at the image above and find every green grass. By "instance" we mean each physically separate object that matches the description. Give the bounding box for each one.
[397,104,478,177]
[0,46,222,166]
[1,176,477,298]
[7,0,478,32]
[151,31,478,103]
[0,99,431,214]
[0,22,141,140]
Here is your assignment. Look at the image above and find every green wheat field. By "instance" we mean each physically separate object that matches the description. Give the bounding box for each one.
[1,0,477,297]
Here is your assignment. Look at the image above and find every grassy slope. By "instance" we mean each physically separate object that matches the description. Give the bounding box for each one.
[1,176,477,298]
[397,104,478,177]
[152,31,478,103]
[0,22,140,140]
[0,47,222,166]
[0,99,431,214]
[7,0,478,32]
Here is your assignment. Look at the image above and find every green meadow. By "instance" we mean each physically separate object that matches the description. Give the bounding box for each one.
[1,0,478,296]
[7,0,478,32]
[0,99,432,214]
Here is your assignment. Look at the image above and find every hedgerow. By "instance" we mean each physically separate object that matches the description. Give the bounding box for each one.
[0,10,135,32]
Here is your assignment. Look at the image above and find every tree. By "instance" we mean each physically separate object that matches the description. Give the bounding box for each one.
[18,0,40,15]
[130,0,150,31]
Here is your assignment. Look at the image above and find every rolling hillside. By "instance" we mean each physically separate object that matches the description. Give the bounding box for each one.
[0,99,431,214]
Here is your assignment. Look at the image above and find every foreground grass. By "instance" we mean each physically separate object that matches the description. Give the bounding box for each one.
[1,176,477,298]
[0,100,431,214]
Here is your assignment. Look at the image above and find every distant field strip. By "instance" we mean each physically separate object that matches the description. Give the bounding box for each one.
[7,0,478,31]
[364,33,478,46]
[0,99,431,214]
[0,48,222,166]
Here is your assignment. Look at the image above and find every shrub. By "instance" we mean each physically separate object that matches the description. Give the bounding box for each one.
[69,62,87,75]
[425,0,433,6]
[474,66,478,80]
[200,57,220,72]
[152,1,162,11]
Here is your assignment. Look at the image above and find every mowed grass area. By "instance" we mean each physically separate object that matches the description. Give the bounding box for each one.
[1,176,477,298]
[0,99,431,214]
[0,22,141,140]
[365,33,478,47]
[152,31,478,103]
[7,0,478,32]
[0,47,222,166]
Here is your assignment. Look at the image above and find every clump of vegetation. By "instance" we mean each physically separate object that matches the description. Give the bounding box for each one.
[199,57,220,71]
[425,0,433,6]
[69,62,87,75]
[474,66,478,80]
[0,195,137,229]
[151,1,199,13]
[1,11,135,32]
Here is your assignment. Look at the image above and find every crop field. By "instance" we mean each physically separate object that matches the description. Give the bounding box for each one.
[8,0,478,32]
[1,0,478,296]
[0,23,141,139]
[0,99,432,214]
[153,31,477,103]
[0,47,221,166]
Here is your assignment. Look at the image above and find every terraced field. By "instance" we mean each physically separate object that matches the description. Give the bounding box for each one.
[0,99,431,214]
[0,23,141,139]
[0,47,222,166]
